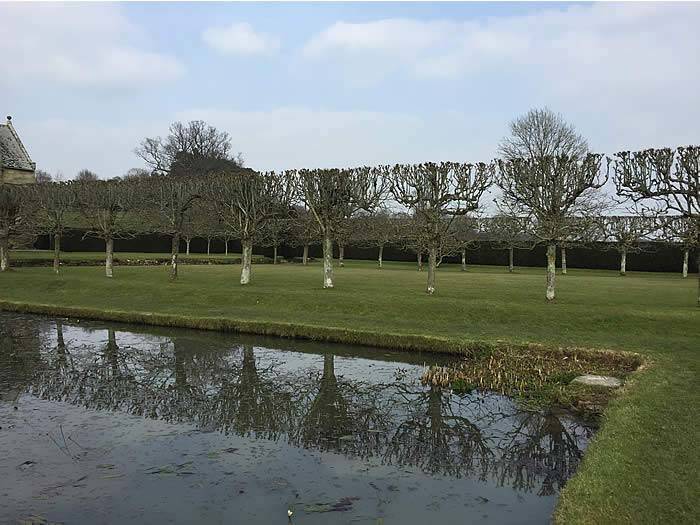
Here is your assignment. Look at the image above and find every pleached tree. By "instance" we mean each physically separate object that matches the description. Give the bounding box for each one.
[204,169,293,285]
[74,179,139,278]
[0,184,34,272]
[32,181,76,273]
[613,146,699,305]
[294,167,387,288]
[391,162,493,294]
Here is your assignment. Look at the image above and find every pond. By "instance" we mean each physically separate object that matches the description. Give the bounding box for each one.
[0,312,594,524]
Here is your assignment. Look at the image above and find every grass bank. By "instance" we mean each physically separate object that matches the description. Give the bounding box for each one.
[0,259,697,523]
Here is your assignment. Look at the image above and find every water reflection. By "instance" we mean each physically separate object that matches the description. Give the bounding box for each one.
[0,313,592,498]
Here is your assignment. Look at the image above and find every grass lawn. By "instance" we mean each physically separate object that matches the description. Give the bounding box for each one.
[0,258,698,523]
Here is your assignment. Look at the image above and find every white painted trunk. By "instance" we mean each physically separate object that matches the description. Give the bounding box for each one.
[170,233,179,281]
[546,243,556,301]
[53,233,61,274]
[682,249,688,278]
[561,246,567,275]
[302,244,309,266]
[620,248,627,276]
[273,245,278,264]
[426,247,437,295]
[378,244,384,269]
[338,244,345,268]
[461,248,467,272]
[0,237,9,272]
[225,241,229,255]
[323,234,334,288]
[185,239,190,255]
[105,237,114,278]
[206,238,211,255]
[508,247,514,273]
[240,239,252,285]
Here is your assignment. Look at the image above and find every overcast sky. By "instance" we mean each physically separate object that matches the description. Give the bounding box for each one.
[2,2,698,179]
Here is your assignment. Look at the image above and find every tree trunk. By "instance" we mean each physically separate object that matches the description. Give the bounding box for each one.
[225,241,229,255]
[323,233,334,288]
[417,252,423,271]
[185,239,190,255]
[303,244,309,266]
[696,254,699,307]
[378,244,384,269]
[105,237,114,278]
[53,233,61,274]
[546,243,556,301]
[273,244,278,264]
[240,239,252,285]
[207,237,211,255]
[508,247,514,273]
[682,249,688,278]
[338,244,345,268]
[0,236,9,272]
[461,248,467,272]
[561,246,567,275]
[620,248,627,276]
[426,247,437,294]
[170,233,179,281]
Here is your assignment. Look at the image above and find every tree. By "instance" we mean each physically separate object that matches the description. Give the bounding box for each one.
[143,174,202,280]
[288,205,319,265]
[135,120,239,178]
[497,154,607,300]
[662,216,699,278]
[391,162,493,294]
[613,146,699,304]
[599,215,660,276]
[32,181,77,273]
[499,107,589,162]
[295,167,387,288]
[190,200,221,256]
[0,184,34,272]
[74,179,139,278]
[355,209,403,269]
[451,215,482,272]
[259,213,291,264]
[75,169,98,182]
[484,214,534,273]
[35,170,52,184]
[204,169,293,285]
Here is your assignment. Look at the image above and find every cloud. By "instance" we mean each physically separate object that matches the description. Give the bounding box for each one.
[202,22,280,55]
[301,4,700,106]
[0,3,184,89]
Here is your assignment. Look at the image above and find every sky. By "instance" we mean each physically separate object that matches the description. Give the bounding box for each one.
[2,1,699,180]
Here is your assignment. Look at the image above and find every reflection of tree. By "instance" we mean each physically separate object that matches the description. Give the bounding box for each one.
[385,384,493,479]
[0,315,43,402]
[299,354,352,446]
[205,345,293,440]
[5,314,592,495]
[494,411,591,496]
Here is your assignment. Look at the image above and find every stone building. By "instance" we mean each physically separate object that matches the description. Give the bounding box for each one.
[0,116,36,184]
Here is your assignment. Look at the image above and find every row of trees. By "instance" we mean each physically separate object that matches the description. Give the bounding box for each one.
[1,110,697,304]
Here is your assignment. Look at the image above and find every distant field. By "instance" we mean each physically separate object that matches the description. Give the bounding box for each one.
[0,260,698,524]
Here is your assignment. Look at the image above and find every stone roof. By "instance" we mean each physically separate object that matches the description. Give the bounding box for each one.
[0,117,35,172]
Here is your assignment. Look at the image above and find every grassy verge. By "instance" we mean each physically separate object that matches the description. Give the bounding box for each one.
[0,259,697,523]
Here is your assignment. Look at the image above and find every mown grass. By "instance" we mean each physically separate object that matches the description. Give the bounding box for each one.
[0,258,697,524]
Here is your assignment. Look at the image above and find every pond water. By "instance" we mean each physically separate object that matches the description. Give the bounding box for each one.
[0,313,594,524]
